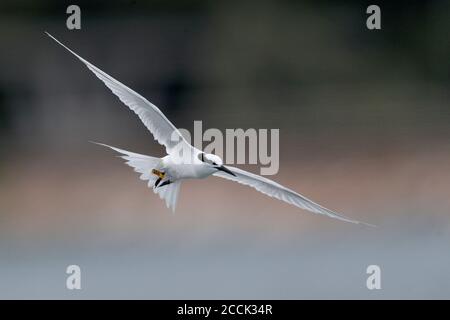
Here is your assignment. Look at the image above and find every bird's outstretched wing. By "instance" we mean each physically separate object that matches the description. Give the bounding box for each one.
[214,166,375,226]
[46,32,191,154]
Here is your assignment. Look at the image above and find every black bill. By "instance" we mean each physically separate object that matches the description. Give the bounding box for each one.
[217,165,236,177]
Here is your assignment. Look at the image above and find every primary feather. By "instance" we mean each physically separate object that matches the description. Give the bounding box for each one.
[214,166,375,226]
[46,32,190,155]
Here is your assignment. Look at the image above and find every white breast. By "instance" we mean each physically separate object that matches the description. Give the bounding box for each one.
[162,154,216,180]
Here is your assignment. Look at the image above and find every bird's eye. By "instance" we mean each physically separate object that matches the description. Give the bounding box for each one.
[212,162,217,166]
[198,153,205,162]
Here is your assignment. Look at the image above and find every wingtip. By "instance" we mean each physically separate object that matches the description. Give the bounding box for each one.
[45,31,57,41]
[324,207,377,228]
[359,221,378,228]
[89,140,110,149]
[45,31,81,58]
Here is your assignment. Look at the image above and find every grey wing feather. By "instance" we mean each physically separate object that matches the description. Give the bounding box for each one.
[46,32,191,154]
[214,166,375,226]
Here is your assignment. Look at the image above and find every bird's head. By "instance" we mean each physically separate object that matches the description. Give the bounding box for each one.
[197,152,236,176]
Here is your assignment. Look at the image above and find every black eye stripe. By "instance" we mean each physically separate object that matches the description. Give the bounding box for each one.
[198,153,217,165]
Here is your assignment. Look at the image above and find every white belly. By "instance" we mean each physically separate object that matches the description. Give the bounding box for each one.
[162,155,215,180]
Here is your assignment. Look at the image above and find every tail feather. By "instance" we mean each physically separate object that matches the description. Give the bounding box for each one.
[154,181,181,212]
[92,142,182,211]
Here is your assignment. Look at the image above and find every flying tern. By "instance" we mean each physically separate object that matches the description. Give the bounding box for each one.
[46,32,374,226]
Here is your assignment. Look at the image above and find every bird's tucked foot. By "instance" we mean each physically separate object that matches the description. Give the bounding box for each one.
[152,169,171,188]
[152,169,166,187]
[157,179,172,188]
[152,169,165,179]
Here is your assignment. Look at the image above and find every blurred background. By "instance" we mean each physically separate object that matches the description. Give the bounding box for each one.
[0,0,449,298]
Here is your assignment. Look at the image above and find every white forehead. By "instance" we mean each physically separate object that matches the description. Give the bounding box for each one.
[205,154,222,165]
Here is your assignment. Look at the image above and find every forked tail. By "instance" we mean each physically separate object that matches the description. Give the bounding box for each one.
[91,142,181,212]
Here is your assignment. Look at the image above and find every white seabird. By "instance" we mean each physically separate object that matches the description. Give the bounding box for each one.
[46,32,374,226]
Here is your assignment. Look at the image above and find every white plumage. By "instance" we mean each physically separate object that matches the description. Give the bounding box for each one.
[47,32,374,226]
